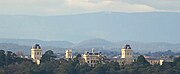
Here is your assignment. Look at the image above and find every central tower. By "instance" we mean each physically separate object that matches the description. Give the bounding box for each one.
[65,49,73,60]
[31,44,42,65]
[121,44,133,65]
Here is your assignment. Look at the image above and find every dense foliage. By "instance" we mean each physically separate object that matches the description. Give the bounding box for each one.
[0,50,179,74]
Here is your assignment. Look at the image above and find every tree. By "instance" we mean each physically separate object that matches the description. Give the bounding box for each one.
[41,50,56,63]
[120,69,128,74]
[55,61,76,74]
[4,58,38,74]
[92,63,109,74]
[75,54,81,60]
[174,57,180,65]
[107,61,120,71]
[6,51,13,65]
[136,55,150,66]
[75,63,91,74]
[0,50,5,67]
[33,61,59,74]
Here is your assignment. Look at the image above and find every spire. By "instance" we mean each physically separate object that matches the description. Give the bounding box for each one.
[92,48,95,53]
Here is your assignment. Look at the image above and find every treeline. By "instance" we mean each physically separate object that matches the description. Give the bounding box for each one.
[0,50,180,74]
[0,50,32,67]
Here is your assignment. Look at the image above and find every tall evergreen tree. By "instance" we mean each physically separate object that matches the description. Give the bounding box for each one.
[0,50,5,67]
[41,50,56,63]
[136,55,150,66]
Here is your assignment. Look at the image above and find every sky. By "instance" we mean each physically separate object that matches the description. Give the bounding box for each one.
[0,0,180,15]
[0,0,180,43]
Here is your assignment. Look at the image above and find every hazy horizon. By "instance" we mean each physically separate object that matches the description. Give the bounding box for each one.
[0,0,180,43]
[0,12,180,43]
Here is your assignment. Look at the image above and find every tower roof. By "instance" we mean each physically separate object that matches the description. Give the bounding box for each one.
[123,44,131,49]
[32,44,41,49]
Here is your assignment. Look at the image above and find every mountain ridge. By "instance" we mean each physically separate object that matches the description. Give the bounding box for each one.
[0,12,180,43]
[0,38,180,54]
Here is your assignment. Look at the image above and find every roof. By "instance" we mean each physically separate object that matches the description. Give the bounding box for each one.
[32,44,41,49]
[85,52,101,55]
[123,44,131,49]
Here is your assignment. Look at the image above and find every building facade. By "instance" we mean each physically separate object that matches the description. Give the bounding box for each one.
[147,58,173,65]
[147,59,162,65]
[83,49,103,67]
[31,44,42,65]
[65,49,73,60]
[121,44,133,65]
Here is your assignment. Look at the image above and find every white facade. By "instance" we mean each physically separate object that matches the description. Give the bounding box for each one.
[121,44,133,65]
[31,44,42,65]
[65,49,73,59]
[83,49,103,67]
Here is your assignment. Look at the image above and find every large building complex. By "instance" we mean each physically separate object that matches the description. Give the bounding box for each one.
[29,43,174,66]
[31,44,42,65]
[82,49,103,67]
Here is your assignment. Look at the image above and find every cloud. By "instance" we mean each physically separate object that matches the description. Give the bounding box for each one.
[66,0,156,12]
[122,0,180,12]
[0,0,179,15]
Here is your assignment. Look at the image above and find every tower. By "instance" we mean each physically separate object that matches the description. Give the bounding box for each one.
[31,44,42,65]
[65,49,73,60]
[121,44,133,65]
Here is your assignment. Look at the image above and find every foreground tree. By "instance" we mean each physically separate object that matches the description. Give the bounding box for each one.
[0,50,5,67]
[91,61,120,74]
[75,63,91,74]
[135,55,150,66]
[41,50,56,63]
[55,61,76,74]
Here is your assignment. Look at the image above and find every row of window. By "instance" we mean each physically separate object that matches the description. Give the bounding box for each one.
[34,57,40,60]
[34,52,42,55]
[122,52,132,55]
[87,60,99,63]
[86,57,99,60]
[150,61,160,64]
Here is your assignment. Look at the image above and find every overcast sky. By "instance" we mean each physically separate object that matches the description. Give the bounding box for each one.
[0,0,180,43]
[0,0,180,15]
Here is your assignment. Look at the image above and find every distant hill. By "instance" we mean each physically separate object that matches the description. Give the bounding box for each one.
[0,39,74,54]
[73,39,180,53]
[0,12,180,54]
[0,12,180,43]
[73,39,113,48]
[0,38,180,54]
[0,38,74,48]
[0,43,30,54]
